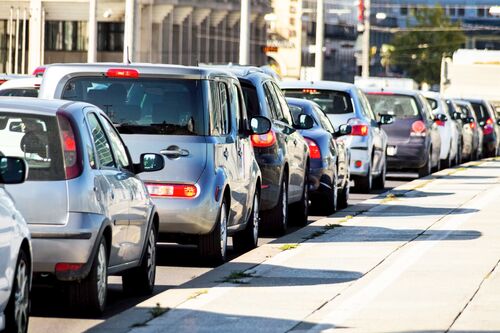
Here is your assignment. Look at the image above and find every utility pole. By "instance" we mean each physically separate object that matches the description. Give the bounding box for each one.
[315,0,324,81]
[123,0,134,63]
[361,0,371,78]
[239,0,250,65]
[88,0,97,63]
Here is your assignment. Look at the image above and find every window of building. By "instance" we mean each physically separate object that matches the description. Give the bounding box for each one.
[477,7,485,17]
[458,7,465,16]
[449,7,456,16]
[289,17,296,26]
[97,22,124,52]
[45,21,88,51]
[400,6,408,16]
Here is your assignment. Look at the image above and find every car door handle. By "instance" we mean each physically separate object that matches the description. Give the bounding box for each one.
[110,192,115,200]
[223,148,229,159]
[160,148,189,157]
[237,147,243,156]
[293,139,298,146]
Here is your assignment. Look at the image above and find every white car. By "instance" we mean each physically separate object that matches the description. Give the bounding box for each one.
[422,91,461,168]
[0,77,42,97]
[0,155,32,333]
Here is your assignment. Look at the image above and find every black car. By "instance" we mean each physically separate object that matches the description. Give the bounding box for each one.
[466,98,500,157]
[365,89,442,177]
[206,66,312,234]
[286,97,351,214]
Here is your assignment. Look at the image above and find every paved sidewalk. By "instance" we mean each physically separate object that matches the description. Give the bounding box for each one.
[92,159,500,333]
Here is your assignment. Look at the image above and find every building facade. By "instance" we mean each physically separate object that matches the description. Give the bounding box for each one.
[0,0,271,74]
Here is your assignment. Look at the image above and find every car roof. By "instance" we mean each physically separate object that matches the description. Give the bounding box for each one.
[0,97,81,115]
[285,97,316,109]
[420,90,441,99]
[363,88,421,97]
[279,80,355,92]
[0,77,42,90]
[43,62,237,80]
[201,64,276,84]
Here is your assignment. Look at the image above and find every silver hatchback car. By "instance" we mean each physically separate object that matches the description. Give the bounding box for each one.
[1,97,164,314]
[39,64,270,262]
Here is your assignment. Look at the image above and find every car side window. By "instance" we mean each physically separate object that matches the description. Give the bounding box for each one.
[209,81,230,136]
[271,82,293,125]
[359,89,377,120]
[314,106,335,133]
[219,82,230,135]
[232,83,248,132]
[419,95,434,121]
[263,82,278,120]
[87,113,116,168]
[100,115,131,170]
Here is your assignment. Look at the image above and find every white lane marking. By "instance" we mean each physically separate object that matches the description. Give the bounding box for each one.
[306,183,500,332]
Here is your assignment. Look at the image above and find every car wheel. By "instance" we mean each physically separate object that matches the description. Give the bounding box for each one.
[455,142,462,166]
[68,238,108,315]
[264,175,288,236]
[233,189,260,252]
[337,175,350,210]
[123,223,157,296]
[373,159,386,190]
[418,149,432,178]
[5,248,30,333]
[291,168,310,226]
[199,199,228,263]
[355,162,372,193]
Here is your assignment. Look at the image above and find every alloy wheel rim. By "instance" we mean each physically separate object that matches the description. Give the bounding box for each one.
[282,181,288,227]
[304,175,309,217]
[220,203,228,259]
[147,230,156,286]
[14,259,29,333]
[96,243,107,308]
[252,194,259,245]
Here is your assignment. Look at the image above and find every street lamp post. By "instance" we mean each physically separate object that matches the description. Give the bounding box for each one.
[88,0,97,63]
[239,0,250,65]
[361,0,371,78]
[315,0,324,81]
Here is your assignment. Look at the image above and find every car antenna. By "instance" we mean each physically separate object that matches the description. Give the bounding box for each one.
[125,47,131,64]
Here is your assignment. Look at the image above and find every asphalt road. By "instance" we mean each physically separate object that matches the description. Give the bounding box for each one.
[27,173,413,333]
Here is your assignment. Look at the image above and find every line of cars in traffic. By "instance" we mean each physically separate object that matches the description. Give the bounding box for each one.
[0,63,498,332]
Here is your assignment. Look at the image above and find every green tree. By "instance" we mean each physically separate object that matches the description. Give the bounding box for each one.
[389,5,466,85]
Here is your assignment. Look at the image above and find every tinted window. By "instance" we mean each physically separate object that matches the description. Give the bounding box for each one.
[87,113,115,168]
[0,113,64,180]
[283,89,354,115]
[62,77,207,136]
[426,97,438,110]
[358,89,376,120]
[470,102,490,122]
[230,83,242,130]
[100,116,130,169]
[314,106,336,133]
[366,94,421,119]
[208,81,230,136]
[240,82,261,118]
[271,82,293,125]
[0,88,39,97]
[264,82,284,121]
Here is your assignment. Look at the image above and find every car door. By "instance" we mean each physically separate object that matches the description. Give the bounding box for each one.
[98,114,150,263]
[358,89,384,172]
[86,112,131,266]
[419,95,441,162]
[0,186,16,303]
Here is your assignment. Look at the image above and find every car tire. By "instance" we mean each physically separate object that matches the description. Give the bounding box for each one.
[199,199,228,263]
[291,168,310,226]
[122,223,157,296]
[337,178,350,210]
[5,248,30,333]
[432,152,441,172]
[264,176,288,236]
[418,149,432,178]
[373,159,386,190]
[455,142,462,166]
[355,163,372,193]
[68,238,108,315]
[233,189,260,253]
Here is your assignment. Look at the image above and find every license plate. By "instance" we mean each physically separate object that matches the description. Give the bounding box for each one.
[387,145,397,156]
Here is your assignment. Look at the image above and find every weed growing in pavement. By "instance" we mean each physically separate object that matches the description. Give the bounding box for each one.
[324,223,342,230]
[188,289,208,300]
[220,270,257,284]
[279,243,299,251]
[149,303,169,318]
[131,321,148,328]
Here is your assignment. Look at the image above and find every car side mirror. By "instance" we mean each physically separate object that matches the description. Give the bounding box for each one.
[334,124,352,138]
[0,156,28,184]
[294,114,314,130]
[452,112,462,120]
[250,116,272,135]
[378,114,394,125]
[466,117,475,124]
[434,113,447,122]
[496,118,500,126]
[135,153,165,174]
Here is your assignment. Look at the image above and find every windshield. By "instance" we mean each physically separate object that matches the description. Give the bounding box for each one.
[0,113,64,180]
[0,88,39,97]
[366,94,421,119]
[62,77,207,135]
[283,89,353,115]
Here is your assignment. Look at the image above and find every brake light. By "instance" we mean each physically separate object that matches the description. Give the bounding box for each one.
[348,118,369,136]
[411,120,426,137]
[146,183,198,198]
[32,66,45,77]
[251,130,276,148]
[304,137,321,159]
[106,68,139,78]
[55,263,83,272]
[470,122,476,129]
[435,120,445,127]
[0,79,6,85]
[486,117,494,125]
[302,89,318,94]
[57,113,82,179]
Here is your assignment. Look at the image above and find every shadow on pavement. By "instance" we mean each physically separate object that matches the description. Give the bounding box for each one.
[388,189,454,197]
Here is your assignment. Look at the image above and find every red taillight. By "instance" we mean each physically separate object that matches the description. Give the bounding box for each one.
[304,137,321,159]
[146,183,198,198]
[57,113,82,179]
[32,66,45,77]
[0,79,6,85]
[55,263,83,272]
[411,120,426,136]
[435,120,445,127]
[351,124,369,136]
[486,117,494,125]
[355,160,362,168]
[470,122,476,129]
[251,130,276,148]
[106,68,139,79]
[483,117,494,135]
[302,88,318,94]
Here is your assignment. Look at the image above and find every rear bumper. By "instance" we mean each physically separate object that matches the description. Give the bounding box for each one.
[482,133,497,153]
[29,212,103,280]
[387,142,427,169]
[348,147,371,177]
[255,151,284,212]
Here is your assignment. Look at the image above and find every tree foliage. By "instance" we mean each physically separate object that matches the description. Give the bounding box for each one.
[389,6,466,85]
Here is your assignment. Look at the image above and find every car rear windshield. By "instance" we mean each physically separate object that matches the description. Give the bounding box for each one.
[0,88,39,97]
[366,94,421,119]
[0,113,65,180]
[470,102,490,122]
[283,89,353,115]
[61,77,207,135]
